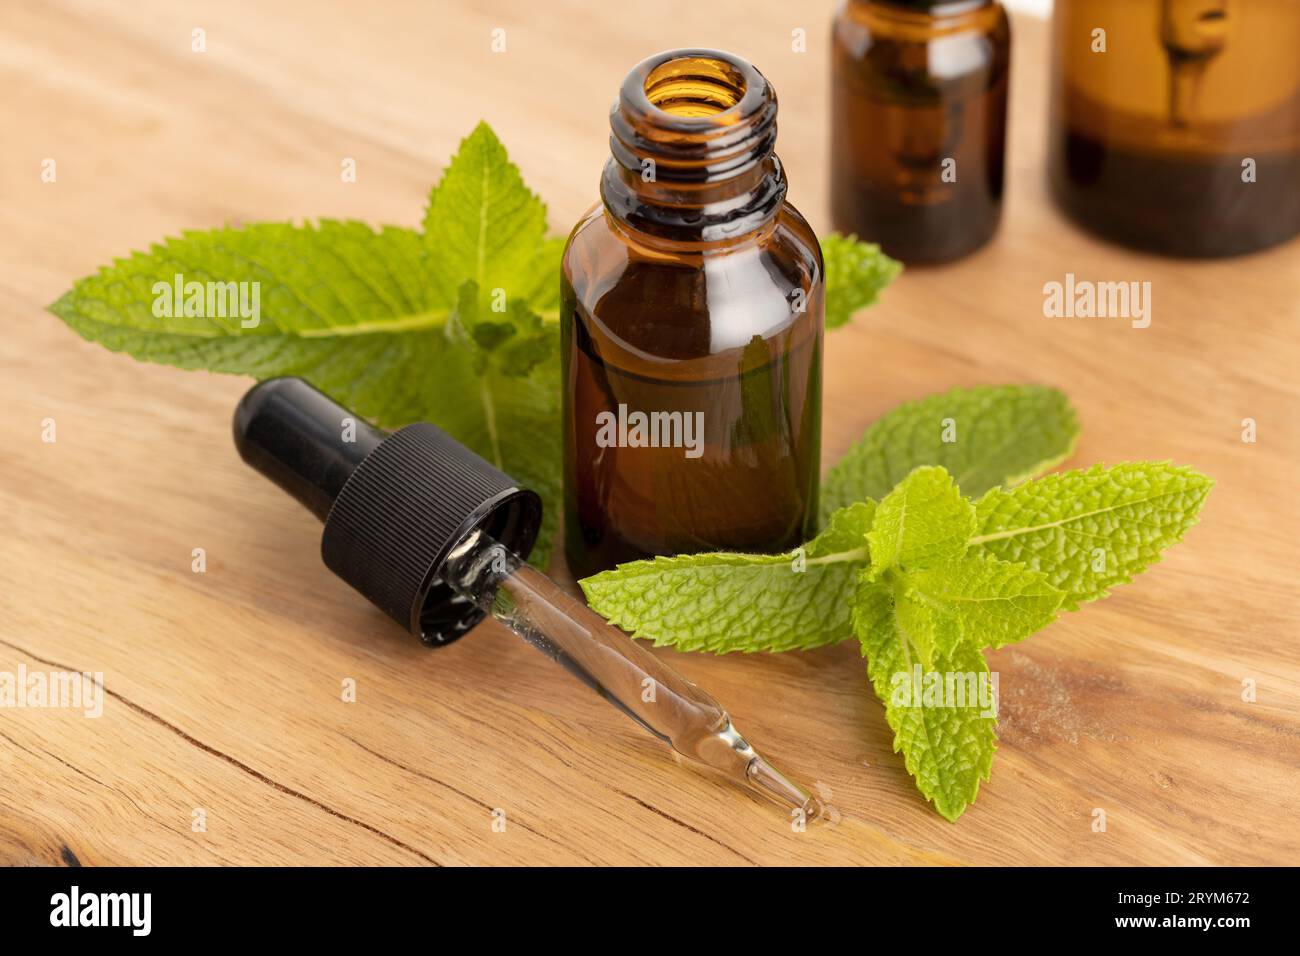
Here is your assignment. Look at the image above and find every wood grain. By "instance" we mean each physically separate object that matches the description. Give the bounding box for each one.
[1,0,1297,866]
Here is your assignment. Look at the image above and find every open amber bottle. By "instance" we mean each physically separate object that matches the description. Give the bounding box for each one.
[830,0,1011,263]
[561,50,824,579]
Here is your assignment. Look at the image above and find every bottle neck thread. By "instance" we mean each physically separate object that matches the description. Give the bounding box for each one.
[602,49,786,248]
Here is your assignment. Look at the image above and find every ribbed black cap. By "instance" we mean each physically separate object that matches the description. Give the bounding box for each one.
[234,378,542,646]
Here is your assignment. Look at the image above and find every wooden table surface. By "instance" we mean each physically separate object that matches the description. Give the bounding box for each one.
[2,0,1297,866]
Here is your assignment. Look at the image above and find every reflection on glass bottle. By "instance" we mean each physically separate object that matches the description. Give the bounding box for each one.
[1050,0,1300,257]
[892,97,964,205]
[1161,0,1230,128]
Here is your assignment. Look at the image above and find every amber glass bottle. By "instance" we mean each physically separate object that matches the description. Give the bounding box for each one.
[561,50,824,579]
[1049,0,1300,257]
[830,0,1011,264]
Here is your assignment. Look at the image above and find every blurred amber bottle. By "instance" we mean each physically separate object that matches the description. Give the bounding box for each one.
[561,50,824,579]
[831,0,1011,264]
[1050,0,1300,257]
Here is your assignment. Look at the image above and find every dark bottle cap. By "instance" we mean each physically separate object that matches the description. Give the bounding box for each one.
[233,377,542,646]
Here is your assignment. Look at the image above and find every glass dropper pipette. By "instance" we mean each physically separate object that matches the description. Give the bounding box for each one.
[442,528,822,818]
[232,376,823,820]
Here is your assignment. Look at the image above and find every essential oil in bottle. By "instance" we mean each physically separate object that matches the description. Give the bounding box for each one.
[830,0,1011,264]
[561,49,824,580]
[1048,0,1300,257]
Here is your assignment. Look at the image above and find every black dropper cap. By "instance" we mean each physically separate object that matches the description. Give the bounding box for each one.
[233,377,542,646]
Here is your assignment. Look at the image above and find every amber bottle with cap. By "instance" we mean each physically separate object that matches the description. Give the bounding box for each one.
[831,0,1011,264]
[1049,0,1300,257]
[561,49,824,579]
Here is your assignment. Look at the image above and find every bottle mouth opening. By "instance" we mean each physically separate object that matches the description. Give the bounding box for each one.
[619,48,772,136]
[644,55,747,119]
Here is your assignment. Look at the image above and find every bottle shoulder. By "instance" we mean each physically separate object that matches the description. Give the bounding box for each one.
[563,202,822,289]
[561,203,823,365]
[562,203,822,312]
[777,201,825,281]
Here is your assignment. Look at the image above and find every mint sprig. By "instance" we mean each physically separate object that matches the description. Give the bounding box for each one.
[575,379,1208,820]
[48,121,898,565]
[584,453,1213,820]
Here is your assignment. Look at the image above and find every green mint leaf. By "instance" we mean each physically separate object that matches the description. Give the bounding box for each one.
[867,466,975,576]
[821,233,902,330]
[579,501,875,653]
[518,237,566,316]
[970,462,1214,610]
[448,279,555,377]
[853,583,996,822]
[821,384,1080,523]
[422,122,554,312]
[899,555,1064,653]
[48,220,442,385]
[812,499,877,555]
[891,581,964,667]
[50,221,437,344]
